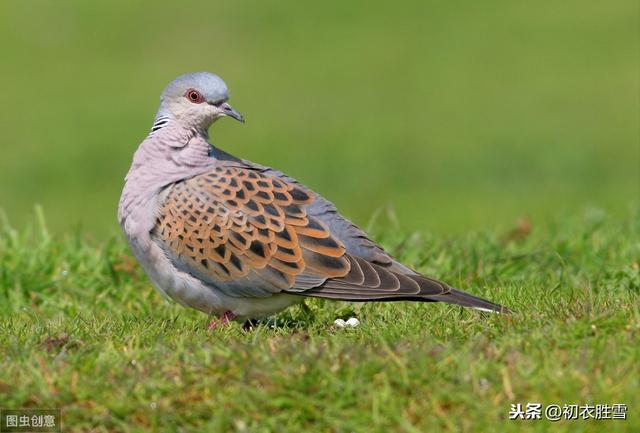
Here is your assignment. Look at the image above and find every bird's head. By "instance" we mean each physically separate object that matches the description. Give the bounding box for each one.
[156,72,244,130]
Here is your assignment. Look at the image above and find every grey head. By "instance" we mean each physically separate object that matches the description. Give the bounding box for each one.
[155,72,244,129]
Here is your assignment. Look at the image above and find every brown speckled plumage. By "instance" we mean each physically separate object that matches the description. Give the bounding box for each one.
[153,164,349,289]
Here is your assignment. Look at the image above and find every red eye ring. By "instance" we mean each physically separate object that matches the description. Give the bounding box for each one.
[185,89,205,104]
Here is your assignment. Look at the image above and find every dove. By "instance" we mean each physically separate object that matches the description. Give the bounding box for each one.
[118,72,509,328]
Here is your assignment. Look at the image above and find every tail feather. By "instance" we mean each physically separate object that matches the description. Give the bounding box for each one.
[425,288,511,314]
[292,254,510,313]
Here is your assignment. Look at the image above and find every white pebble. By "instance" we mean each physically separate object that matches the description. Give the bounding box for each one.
[333,319,346,328]
[345,317,360,327]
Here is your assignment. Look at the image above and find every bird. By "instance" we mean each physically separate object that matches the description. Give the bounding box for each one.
[118,71,509,328]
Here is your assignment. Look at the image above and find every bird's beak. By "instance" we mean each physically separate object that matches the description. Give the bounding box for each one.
[217,101,245,123]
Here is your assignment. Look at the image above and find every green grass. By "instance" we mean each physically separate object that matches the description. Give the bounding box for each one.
[1,207,638,432]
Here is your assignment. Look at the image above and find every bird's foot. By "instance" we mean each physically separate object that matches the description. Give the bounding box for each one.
[208,310,237,330]
[242,318,260,331]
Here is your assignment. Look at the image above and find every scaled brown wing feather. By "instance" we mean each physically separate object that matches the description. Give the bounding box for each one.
[294,255,450,300]
[153,164,351,292]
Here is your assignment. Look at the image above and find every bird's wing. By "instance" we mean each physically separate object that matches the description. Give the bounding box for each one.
[152,158,507,312]
[152,162,351,297]
[250,161,508,312]
[238,160,416,274]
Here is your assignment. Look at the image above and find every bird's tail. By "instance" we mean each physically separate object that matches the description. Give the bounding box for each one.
[296,255,510,313]
[426,287,511,314]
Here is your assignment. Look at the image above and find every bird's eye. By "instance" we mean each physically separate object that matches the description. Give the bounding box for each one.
[185,89,204,104]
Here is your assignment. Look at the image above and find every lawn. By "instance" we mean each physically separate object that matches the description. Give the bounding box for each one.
[0,207,637,432]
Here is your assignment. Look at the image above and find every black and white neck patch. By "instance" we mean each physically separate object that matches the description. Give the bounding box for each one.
[149,115,170,135]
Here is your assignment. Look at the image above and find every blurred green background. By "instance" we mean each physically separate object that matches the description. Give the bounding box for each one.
[0,0,637,238]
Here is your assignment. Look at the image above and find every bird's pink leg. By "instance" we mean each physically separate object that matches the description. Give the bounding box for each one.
[208,310,237,330]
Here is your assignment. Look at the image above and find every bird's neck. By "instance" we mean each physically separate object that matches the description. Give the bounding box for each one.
[152,113,211,137]
[119,122,215,222]
[142,121,213,162]
[153,105,218,137]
